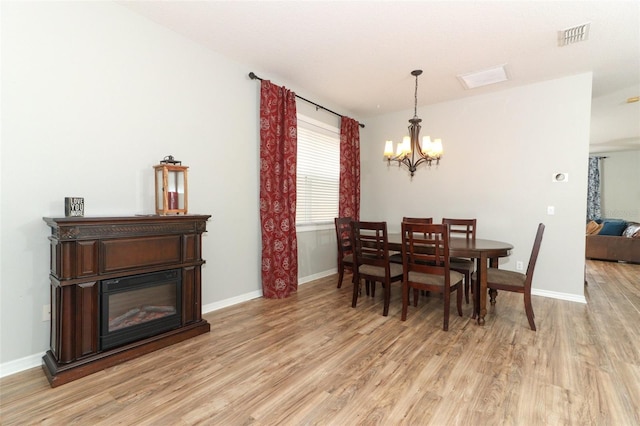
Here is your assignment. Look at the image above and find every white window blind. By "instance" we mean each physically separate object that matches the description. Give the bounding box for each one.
[296,115,340,226]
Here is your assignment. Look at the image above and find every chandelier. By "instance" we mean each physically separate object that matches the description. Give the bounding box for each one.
[383,70,443,177]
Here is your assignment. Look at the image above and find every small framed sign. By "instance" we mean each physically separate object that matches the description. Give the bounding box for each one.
[65,197,84,217]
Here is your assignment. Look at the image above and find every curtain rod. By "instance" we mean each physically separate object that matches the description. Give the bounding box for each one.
[248,72,365,128]
[590,156,608,159]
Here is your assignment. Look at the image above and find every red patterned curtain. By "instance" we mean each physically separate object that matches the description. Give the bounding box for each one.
[339,117,361,220]
[259,80,298,299]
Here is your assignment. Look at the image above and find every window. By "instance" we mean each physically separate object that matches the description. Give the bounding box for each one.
[296,115,340,227]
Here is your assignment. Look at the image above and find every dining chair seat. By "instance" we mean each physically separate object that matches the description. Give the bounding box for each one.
[359,262,404,278]
[449,258,473,270]
[408,270,464,287]
[473,268,525,287]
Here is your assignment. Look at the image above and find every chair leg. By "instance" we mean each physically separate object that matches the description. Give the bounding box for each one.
[383,281,391,316]
[413,288,419,307]
[489,288,498,305]
[351,278,359,308]
[337,265,344,288]
[470,278,476,318]
[456,286,463,317]
[443,290,450,331]
[471,278,477,319]
[401,283,409,321]
[464,271,470,304]
[524,292,536,331]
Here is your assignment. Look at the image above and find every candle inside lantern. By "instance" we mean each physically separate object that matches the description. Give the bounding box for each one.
[168,191,179,210]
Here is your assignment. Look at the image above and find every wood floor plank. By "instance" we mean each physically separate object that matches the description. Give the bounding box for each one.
[1,260,639,425]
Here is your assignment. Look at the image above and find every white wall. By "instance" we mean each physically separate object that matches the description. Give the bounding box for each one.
[590,84,640,150]
[599,150,640,222]
[360,74,592,300]
[1,0,262,367]
[0,1,348,374]
[0,1,591,375]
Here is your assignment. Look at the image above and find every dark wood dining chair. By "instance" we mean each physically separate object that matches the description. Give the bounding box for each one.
[400,222,463,331]
[389,217,434,304]
[473,223,545,331]
[389,217,433,264]
[351,220,403,316]
[442,218,476,310]
[334,217,354,289]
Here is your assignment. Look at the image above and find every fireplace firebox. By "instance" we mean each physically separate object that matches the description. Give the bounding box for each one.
[42,215,211,387]
[100,269,182,351]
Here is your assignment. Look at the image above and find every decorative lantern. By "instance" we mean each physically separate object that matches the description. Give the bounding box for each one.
[154,155,188,215]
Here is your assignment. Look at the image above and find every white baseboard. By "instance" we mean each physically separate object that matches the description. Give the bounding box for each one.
[0,353,43,379]
[298,269,337,285]
[201,290,263,313]
[201,268,337,314]
[532,288,587,304]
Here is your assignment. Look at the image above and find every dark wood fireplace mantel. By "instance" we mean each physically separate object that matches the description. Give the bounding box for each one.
[42,215,211,387]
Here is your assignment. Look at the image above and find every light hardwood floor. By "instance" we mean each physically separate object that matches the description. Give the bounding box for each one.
[1,260,639,425]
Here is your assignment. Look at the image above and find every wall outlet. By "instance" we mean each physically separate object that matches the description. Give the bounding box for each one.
[547,206,555,215]
[516,261,524,271]
[42,304,51,322]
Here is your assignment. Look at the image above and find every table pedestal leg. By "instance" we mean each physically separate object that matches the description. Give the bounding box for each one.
[477,253,488,325]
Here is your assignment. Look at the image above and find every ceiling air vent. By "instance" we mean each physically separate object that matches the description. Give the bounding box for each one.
[558,22,591,47]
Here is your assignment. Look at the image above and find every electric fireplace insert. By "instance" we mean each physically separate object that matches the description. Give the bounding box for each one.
[100,269,182,350]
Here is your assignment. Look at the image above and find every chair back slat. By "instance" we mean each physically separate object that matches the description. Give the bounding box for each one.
[352,221,390,267]
[442,218,476,241]
[403,217,433,224]
[403,217,433,239]
[401,222,451,276]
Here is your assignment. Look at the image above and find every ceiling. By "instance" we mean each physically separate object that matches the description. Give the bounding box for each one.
[119,1,640,151]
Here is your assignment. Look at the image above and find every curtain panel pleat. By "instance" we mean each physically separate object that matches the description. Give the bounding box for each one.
[259,80,298,298]
[339,117,361,220]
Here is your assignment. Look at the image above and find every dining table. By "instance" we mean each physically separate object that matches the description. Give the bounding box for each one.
[387,234,514,325]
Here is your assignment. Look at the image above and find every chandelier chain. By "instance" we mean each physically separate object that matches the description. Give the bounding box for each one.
[414,73,418,118]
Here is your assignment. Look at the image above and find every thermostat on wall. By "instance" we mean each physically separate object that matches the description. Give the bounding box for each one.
[552,172,568,182]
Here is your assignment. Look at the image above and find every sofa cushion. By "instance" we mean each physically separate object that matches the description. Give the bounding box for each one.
[598,220,628,236]
[622,222,640,238]
[586,220,603,235]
